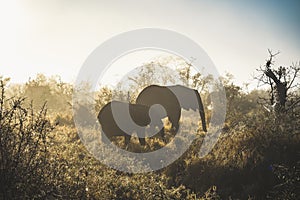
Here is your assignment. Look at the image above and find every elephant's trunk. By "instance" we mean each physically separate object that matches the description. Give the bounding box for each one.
[195,90,207,132]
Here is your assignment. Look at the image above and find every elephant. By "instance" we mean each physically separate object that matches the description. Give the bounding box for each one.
[97,101,166,146]
[136,85,207,133]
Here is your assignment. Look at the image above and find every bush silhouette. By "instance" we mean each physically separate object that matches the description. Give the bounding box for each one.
[0,77,56,198]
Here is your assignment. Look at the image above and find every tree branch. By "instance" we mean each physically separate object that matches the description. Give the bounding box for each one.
[287,64,300,89]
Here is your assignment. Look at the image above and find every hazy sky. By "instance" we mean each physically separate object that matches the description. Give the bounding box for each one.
[1,0,300,88]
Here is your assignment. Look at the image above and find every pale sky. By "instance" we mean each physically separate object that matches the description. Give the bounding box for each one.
[1,0,300,88]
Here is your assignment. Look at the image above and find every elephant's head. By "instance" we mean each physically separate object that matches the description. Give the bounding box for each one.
[168,85,207,132]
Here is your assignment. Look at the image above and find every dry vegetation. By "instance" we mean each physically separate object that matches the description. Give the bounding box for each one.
[0,55,299,199]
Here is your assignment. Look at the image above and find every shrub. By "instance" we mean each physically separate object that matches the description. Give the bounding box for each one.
[0,77,64,199]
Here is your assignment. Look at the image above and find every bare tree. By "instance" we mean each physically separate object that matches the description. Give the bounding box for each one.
[256,49,300,114]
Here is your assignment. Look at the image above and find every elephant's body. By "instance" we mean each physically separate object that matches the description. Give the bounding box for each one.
[97,101,165,146]
[136,85,207,132]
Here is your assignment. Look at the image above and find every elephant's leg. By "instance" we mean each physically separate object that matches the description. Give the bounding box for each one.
[138,137,146,146]
[173,121,180,133]
[169,116,180,133]
[168,109,181,133]
[137,128,146,146]
[124,134,131,146]
[158,127,166,143]
[101,130,110,144]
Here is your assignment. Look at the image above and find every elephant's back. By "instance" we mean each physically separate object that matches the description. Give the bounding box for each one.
[136,85,180,110]
[98,101,150,131]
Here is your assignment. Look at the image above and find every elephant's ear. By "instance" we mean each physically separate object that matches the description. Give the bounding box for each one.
[169,86,198,111]
[169,85,207,131]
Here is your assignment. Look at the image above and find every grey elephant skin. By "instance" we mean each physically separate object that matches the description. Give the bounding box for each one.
[97,101,165,146]
[136,85,207,132]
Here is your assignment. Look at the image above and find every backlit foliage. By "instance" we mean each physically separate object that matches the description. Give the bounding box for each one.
[0,54,299,199]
